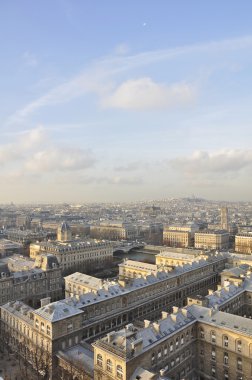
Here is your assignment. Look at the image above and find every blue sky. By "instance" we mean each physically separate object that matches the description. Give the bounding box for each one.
[1,1,252,203]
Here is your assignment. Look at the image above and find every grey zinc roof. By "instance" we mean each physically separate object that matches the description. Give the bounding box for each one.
[33,300,84,322]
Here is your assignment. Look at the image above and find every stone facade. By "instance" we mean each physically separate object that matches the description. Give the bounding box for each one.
[163,230,193,248]
[0,254,62,307]
[194,230,230,250]
[235,234,252,254]
[90,222,138,241]
[30,239,113,275]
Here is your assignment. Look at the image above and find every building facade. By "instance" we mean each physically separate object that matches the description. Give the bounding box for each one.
[194,230,230,250]
[0,254,62,307]
[30,239,114,275]
[235,234,252,254]
[163,229,193,248]
[90,222,138,241]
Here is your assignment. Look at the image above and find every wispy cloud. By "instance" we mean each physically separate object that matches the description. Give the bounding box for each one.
[7,34,252,125]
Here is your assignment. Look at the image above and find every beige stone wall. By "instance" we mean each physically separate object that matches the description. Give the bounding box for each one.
[163,231,192,248]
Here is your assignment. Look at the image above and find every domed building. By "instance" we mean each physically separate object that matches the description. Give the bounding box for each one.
[57,221,72,242]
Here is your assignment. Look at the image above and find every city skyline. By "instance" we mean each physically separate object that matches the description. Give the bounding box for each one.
[1,1,252,202]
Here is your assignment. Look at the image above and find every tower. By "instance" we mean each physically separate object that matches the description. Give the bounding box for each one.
[220,207,228,231]
[57,221,72,242]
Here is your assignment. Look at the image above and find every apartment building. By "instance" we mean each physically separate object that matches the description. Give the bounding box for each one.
[90,221,138,241]
[0,254,62,307]
[194,230,230,250]
[235,234,252,254]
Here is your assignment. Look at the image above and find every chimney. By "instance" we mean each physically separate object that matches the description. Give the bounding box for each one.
[107,331,116,343]
[131,338,143,354]
[144,320,151,328]
[170,314,177,323]
[172,306,179,314]
[181,308,188,317]
[161,311,169,320]
[153,322,160,333]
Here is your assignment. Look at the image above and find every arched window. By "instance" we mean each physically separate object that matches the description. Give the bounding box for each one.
[107,359,113,372]
[117,365,123,379]
[223,335,228,347]
[236,340,242,352]
[170,341,174,352]
[181,334,184,345]
[175,337,179,349]
[97,354,103,367]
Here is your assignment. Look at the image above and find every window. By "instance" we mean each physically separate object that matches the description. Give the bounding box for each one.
[224,352,228,365]
[164,345,168,356]
[211,331,216,344]
[200,328,204,339]
[117,365,123,379]
[223,335,228,347]
[236,340,242,352]
[97,354,103,367]
[46,325,51,335]
[181,334,184,345]
[237,358,242,371]
[151,353,155,364]
[211,349,216,361]
[175,337,179,349]
[224,370,229,380]
[158,349,162,359]
[212,367,216,377]
[106,360,113,374]
[170,342,174,352]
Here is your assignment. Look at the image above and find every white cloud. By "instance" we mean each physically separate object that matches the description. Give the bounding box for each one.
[0,126,46,165]
[101,77,196,110]
[6,34,252,125]
[25,147,95,173]
[0,126,95,176]
[170,149,252,177]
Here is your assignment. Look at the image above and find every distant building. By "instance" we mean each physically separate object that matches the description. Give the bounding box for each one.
[235,233,252,254]
[57,221,72,242]
[90,221,138,241]
[6,228,47,247]
[16,214,31,229]
[163,229,193,248]
[220,206,229,230]
[30,223,113,275]
[194,230,230,250]
[0,239,23,258]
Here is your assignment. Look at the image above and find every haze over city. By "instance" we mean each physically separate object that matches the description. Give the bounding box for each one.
[1,1,252,203]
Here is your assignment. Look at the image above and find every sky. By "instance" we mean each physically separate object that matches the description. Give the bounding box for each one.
[1,1,252,203]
